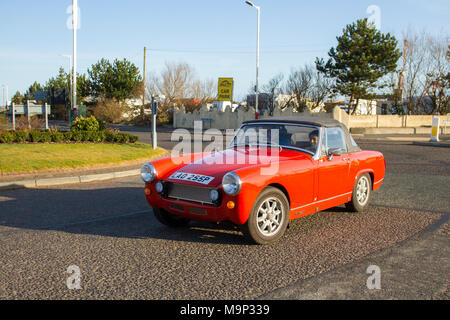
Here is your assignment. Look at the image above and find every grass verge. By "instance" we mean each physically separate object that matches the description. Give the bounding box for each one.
[0,143,166,174]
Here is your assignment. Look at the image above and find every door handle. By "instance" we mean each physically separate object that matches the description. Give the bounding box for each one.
[343,157,351,161]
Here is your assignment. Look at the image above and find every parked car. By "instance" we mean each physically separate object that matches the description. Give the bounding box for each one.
[141,117,386,245]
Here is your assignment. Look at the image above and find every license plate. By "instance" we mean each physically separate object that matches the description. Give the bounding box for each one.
[168,172,215,185]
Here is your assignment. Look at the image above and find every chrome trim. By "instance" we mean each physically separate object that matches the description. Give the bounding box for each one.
[141,163,157,183]
[291,191,353,214]
[166,183,215,205]
[222,172,242,196]
[374,178,384,185]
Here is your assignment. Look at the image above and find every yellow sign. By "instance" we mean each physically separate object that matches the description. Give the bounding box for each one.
[218,78,234,101]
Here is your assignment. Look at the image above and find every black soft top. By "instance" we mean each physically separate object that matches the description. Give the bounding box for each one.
[243,116,342,128]
[242,116,361,153]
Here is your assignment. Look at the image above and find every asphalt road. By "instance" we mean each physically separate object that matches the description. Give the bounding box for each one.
[0,140,449,299]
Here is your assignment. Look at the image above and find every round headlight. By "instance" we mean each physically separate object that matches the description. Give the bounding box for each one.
[141,163,157,183]
[155,181,164,193]
[222,172,242,196]
[209,189,219,202]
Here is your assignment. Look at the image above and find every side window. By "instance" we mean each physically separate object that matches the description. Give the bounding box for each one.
[325,127,347,154]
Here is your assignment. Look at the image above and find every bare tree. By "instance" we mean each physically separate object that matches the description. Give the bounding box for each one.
[262,73,284,115]
[157,62,195,107]
[309,70,334,111]
[286,64,333,112]
[286,65,312,112]
[403,30,449,114]
[190,78,216,105]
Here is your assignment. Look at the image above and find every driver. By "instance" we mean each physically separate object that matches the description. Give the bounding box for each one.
[307,130,319,152]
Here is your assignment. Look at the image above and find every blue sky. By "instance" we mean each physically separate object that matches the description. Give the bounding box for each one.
[1,0,449,102]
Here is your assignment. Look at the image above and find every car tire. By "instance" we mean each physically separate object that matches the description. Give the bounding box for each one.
[346,173,372,212]
[153,208,190,228]
[241,187,290,245]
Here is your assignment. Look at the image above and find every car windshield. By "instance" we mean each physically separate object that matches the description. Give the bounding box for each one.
[230,123,320,155]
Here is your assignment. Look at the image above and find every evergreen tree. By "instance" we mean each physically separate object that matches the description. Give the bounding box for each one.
[316,18,401,114]
[23,82,44,102]
[11,91,24,104]
[87,58,142,102]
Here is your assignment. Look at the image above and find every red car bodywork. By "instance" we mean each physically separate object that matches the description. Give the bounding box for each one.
[145,145,385,226]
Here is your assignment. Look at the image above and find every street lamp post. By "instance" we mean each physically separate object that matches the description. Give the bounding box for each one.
[60,54,73,110]
[245,1,260,120]
[72,0,78,118]
[2,85,8,108]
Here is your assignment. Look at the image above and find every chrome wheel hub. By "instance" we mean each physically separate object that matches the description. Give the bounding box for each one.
[257,198,283,236]
[356,176,370,206]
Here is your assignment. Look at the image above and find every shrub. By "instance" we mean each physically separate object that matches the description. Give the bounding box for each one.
[98,119,107,131]
[29,130,51,143]
[50,131,65,143]
[93,99,125,123]
[71,131,83,142]
[114,133,129,144]
[14,130,29,143]
[0,129,137,144]
[81,131,93,142]
[71,116,100,132]
[16,115,45,130]
[128,134,138,143]
[104,130,116,143]
[90,131,106,143]
[63,131,73,142]
[156,105,173,124]
[0,114,8,130]
[0,131,15,143]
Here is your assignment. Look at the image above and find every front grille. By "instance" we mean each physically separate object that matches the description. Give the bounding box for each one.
[166,182,215,205]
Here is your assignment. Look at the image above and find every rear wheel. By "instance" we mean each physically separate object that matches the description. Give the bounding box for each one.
[346,173,372,212]
[153,208,190,227]
[241,187,290,245]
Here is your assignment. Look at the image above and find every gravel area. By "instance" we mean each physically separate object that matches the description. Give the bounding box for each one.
[0,201,440,299]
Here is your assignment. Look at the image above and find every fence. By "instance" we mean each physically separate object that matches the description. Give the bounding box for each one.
[173,105,450,133]
[173,105,342,130]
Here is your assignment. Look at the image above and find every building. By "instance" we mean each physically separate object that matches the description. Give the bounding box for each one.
[246,93,270,113]
[212,100,239,112]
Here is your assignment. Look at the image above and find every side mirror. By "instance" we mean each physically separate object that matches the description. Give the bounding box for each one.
[327,148,343,160]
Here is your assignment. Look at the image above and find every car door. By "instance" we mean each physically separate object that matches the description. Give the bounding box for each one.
[317,127,351,202]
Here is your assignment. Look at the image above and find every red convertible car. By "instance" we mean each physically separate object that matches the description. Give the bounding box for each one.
[142,117,385,244]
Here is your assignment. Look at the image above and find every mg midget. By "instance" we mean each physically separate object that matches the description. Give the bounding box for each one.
[141,117,385,244]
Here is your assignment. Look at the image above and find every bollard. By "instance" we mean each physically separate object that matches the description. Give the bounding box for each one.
[430,117,440,142]
[44,103,49,130]
[26,100,31,129]
[12,102,15,130]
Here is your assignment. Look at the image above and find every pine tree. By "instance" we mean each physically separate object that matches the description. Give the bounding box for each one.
[316,18,401,114]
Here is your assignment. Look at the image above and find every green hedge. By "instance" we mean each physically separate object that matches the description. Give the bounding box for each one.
[0,130,138,144]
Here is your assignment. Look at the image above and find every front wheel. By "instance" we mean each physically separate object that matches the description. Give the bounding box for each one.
[153,208,190,227]
[241,187,290,245]
[346,173,372,212]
